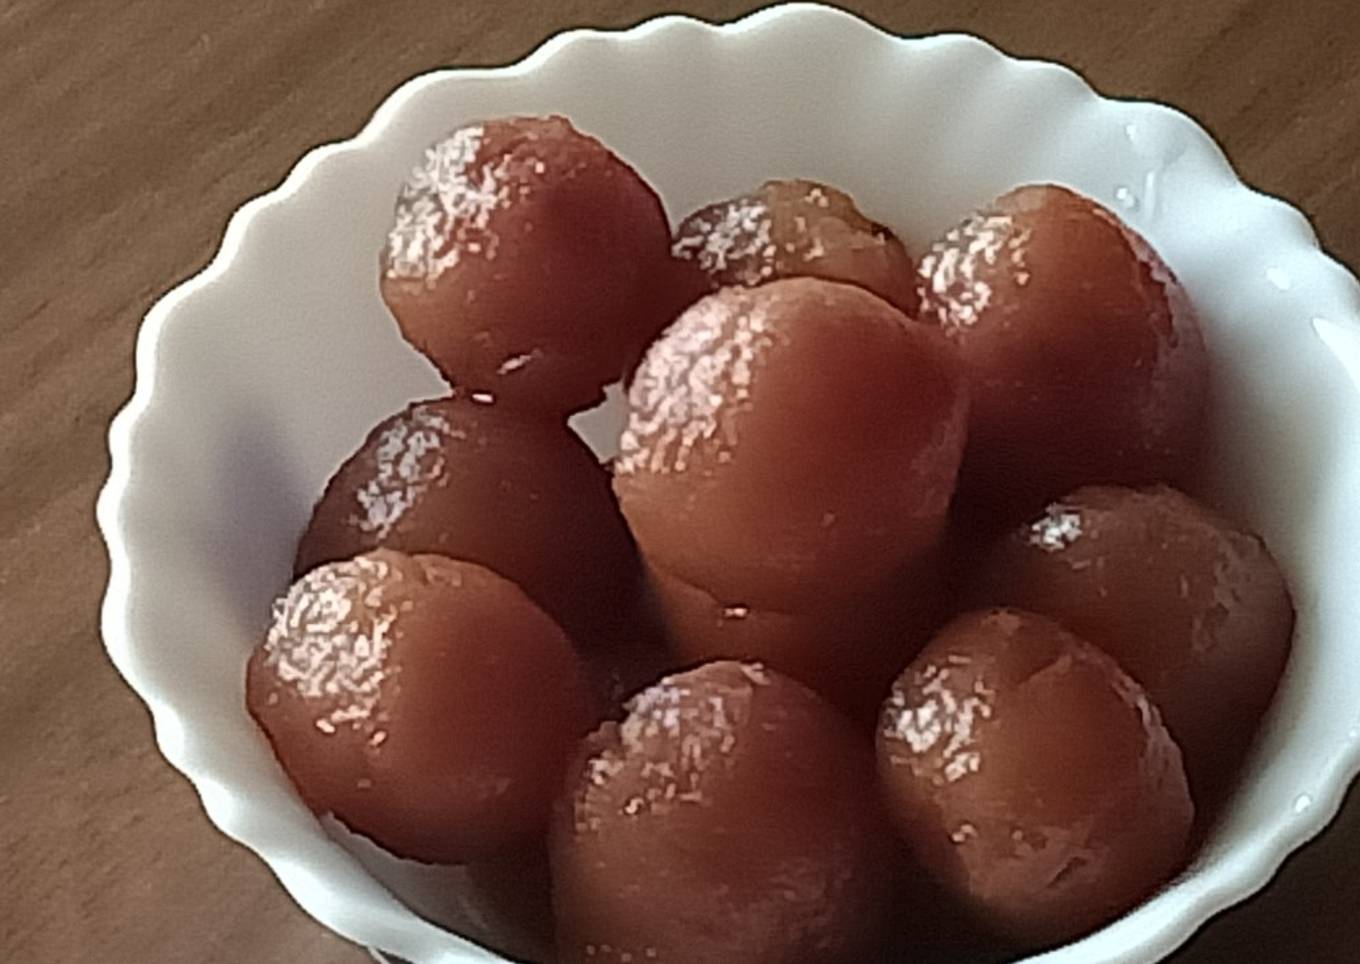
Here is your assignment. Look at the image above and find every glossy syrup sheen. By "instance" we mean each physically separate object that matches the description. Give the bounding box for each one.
[673,178,919,316]
[381,115,679,413]
[971,484,1295,799]
[295,396,638,644]
[917,184,1209,522]
[247,549,594,865]
[876,609,1194,949]
[614,277,967,611]
[552,660,892,964]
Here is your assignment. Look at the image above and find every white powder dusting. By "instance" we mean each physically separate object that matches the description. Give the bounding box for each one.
[943,750,982,782]
[617,293,773,476]
[262,555,399,731]
[802,236,827,262]
[574,667,757,831]
[351,405,457,539]
[1027,504,1084,552]
[883,664,994,784]
[587,755,625,788]
[919,213,1030,334]
[672,196,776,286]
[950,822,978,844]
[618,683,693,754]
[384,125,514,286]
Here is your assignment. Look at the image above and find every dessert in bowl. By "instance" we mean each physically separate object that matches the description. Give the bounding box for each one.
[98,4,1360,963]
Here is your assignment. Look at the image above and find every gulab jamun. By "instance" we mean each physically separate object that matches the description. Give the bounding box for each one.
[614,277,968,610]
[552,660,891,964]
[916,184,1208,520]
[247,550,594,864]
[672,178,918,314]
[294,396,637,643]
[971,485,1294,797]
[381,115,675,412]
[877,608,1193,948]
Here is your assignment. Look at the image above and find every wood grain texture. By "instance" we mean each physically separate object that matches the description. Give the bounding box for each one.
[2,1,1357,961]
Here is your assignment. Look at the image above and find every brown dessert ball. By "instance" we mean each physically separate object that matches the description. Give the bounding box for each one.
[917,184,1208,520]
[552,660,891,964]
[645,548,944,724]
[876,609,1194,948]
[614,278,968,611]
[294,396,636,643]
[246,550,594,864]
[971,485,1295,798]
[380,115,675,412]
[673,178,918,314]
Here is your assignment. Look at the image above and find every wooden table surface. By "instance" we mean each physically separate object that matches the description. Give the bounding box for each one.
[4,1,1358,961]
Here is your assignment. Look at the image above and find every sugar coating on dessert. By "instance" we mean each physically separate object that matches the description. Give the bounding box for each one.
[918,213,1031,333]
[384,125,518,286]
[262,555,400,731]
[350,405,461,539]
[572,666,760,832]
[672,195,777,286]
[883,661,996,784]
[674,180,899,292]
[1028,505,1085,552]
[804,184,833,209]
[617,292,775,476]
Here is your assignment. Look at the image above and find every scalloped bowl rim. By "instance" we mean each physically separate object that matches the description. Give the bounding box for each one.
[96,4,1360,963]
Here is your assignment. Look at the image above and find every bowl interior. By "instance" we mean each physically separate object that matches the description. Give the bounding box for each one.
[102,6,1360,963]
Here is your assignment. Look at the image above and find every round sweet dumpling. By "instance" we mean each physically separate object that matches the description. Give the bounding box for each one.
[876,609,1193,948]
[645,551,943,724]
[294,396,636,643]
[380,115,675,413]
[917,184,1208,520]
[672,178,918,314]
[613,277,968,610]
[971,485,1294,797]
[551,660,891,964]
[246,550,594,864]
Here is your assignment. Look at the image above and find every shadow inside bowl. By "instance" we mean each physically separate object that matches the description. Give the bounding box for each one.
[323,817,552,964]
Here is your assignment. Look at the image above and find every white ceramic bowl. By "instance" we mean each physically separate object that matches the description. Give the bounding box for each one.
[98,4,1360,962]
